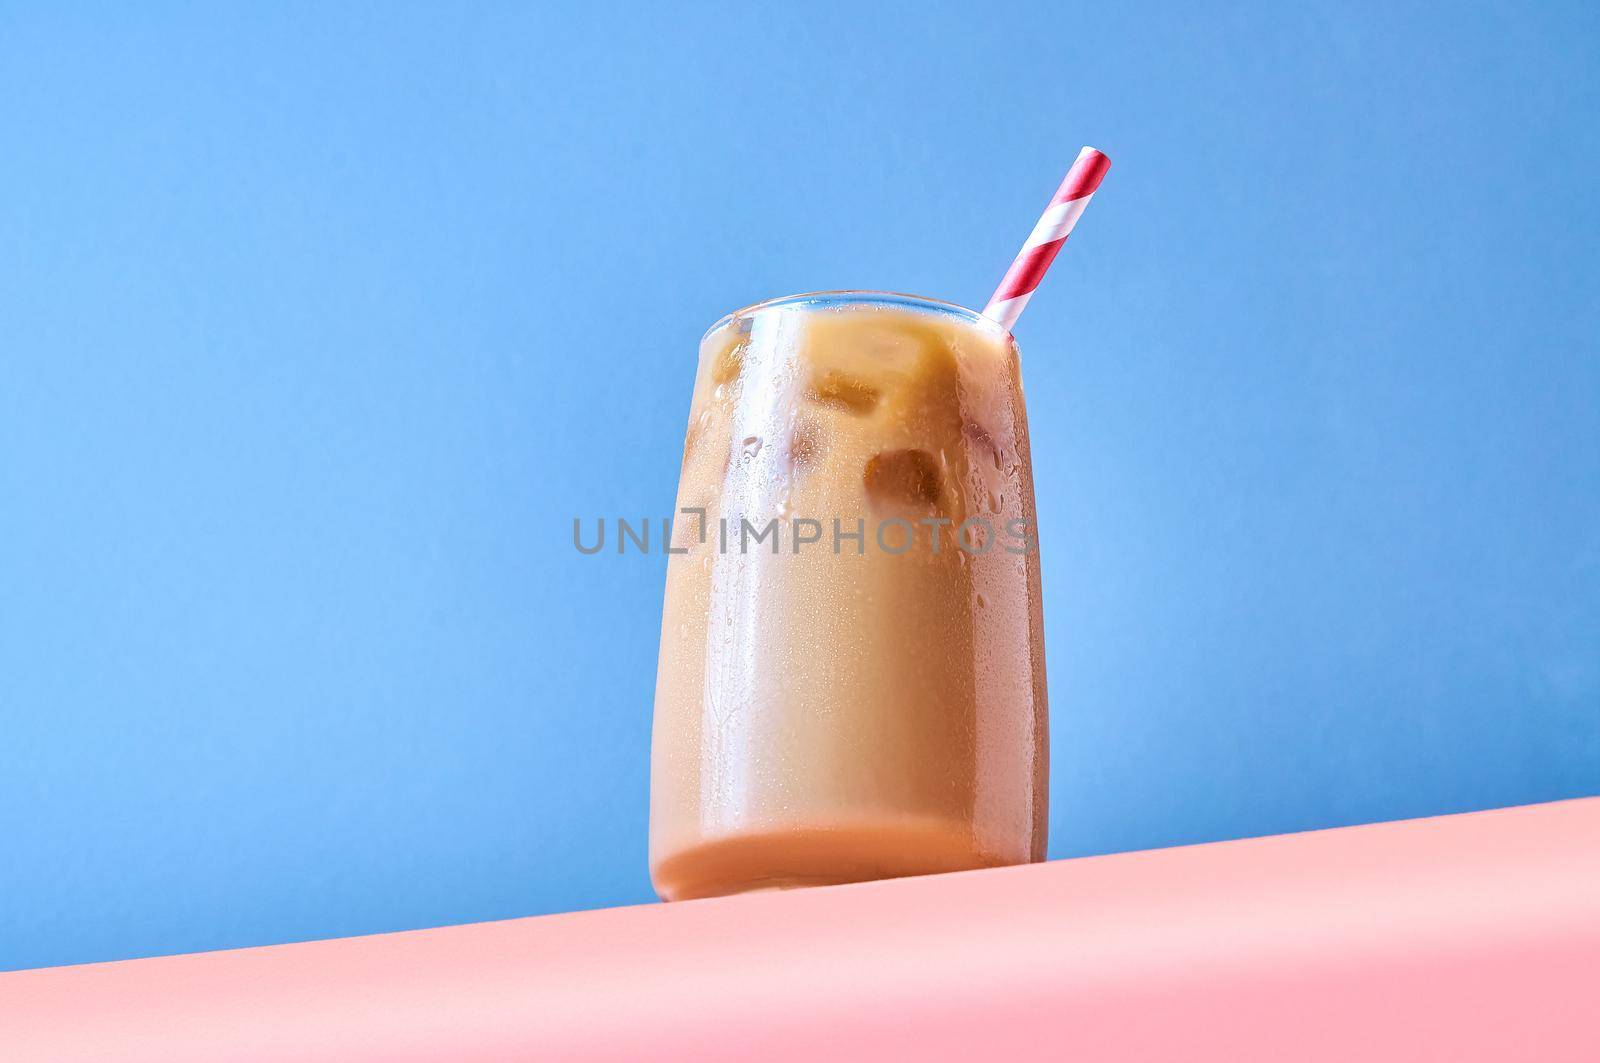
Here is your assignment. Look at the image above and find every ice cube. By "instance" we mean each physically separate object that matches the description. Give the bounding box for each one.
[806,370,880,415]
[864,448,943,512]
[711,337,747,387]
[680,409,708,468]
[963,421,1005,470]
[786,421,821,470]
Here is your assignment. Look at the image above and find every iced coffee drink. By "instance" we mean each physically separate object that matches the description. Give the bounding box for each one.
[650,292,1048,901]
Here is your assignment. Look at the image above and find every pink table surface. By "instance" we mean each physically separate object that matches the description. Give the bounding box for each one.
[5,797,1598,1061]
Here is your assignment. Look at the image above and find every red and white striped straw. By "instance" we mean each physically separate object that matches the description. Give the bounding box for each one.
[982,146,1111,331]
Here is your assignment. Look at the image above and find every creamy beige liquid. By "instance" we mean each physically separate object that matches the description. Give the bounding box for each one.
[650,296,1048,901]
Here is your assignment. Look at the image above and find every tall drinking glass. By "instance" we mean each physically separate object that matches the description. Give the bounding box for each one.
[650,292,1048,900]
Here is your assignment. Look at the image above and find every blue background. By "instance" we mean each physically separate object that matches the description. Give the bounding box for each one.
[3,2,1597,972]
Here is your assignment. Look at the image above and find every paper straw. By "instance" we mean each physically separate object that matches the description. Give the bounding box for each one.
[982,146,1111,331]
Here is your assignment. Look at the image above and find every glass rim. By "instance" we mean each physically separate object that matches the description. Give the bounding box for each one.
[701,290,1015,345]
